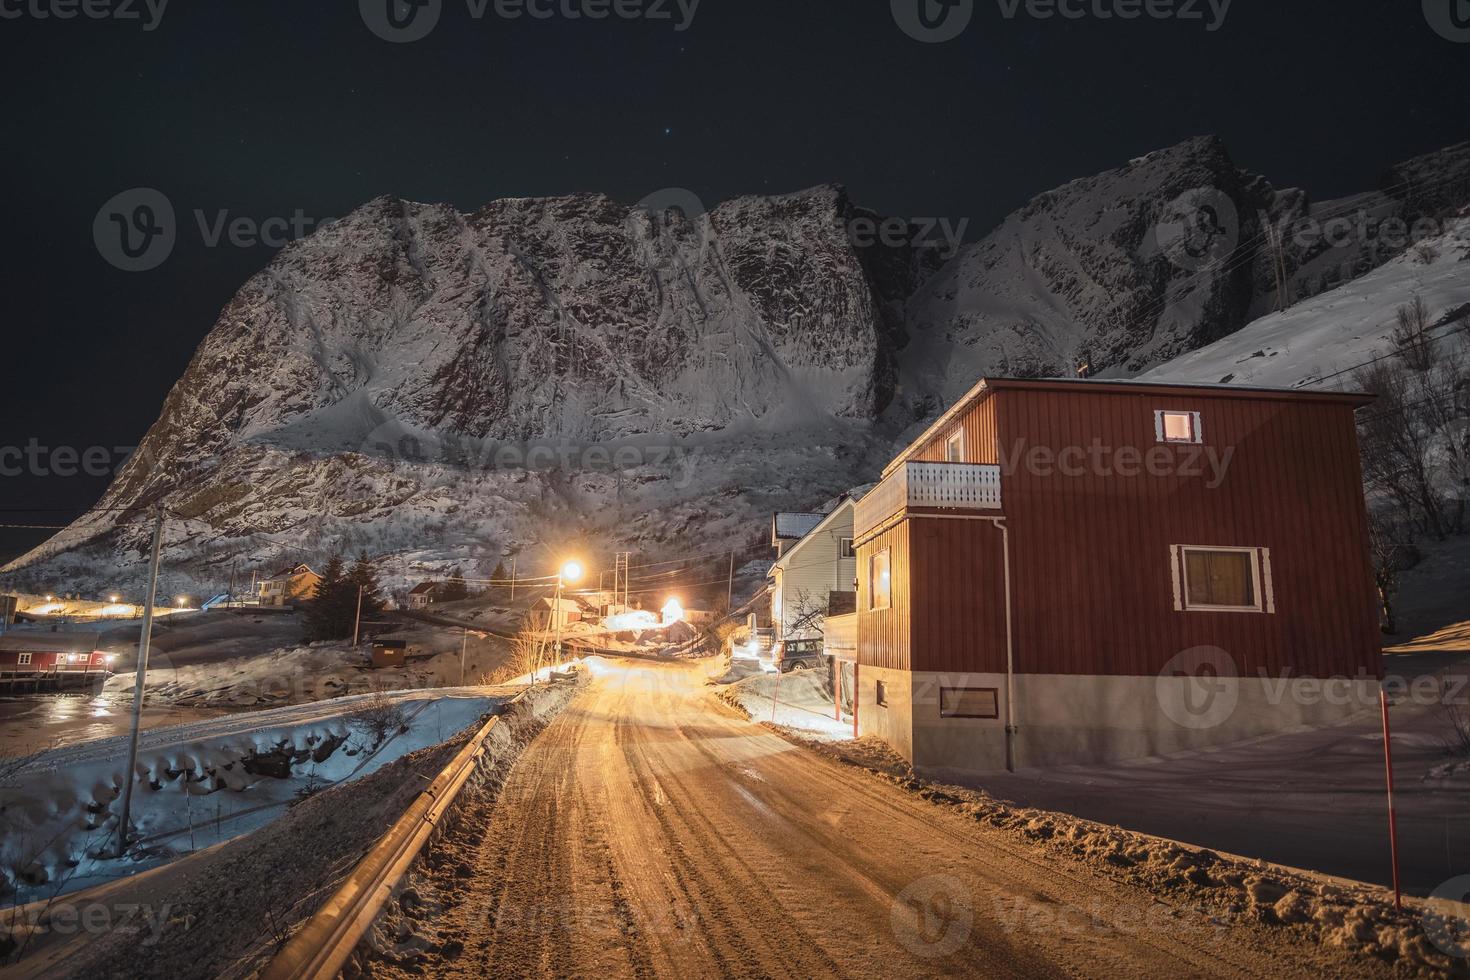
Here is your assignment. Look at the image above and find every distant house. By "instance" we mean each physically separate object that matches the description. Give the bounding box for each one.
[771,512,824,559]
[0,633,112,675]
[769,497,859,640]
[258,564,321,607]
[407,582,446,609]
[528,596,586,632]
[852,376,1381,774]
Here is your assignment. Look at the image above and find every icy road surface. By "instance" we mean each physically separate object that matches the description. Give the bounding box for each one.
[387,660,1369,979]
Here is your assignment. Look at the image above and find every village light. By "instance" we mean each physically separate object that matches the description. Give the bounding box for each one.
[109,594,120,603]
[662,596,684,625]
[559,560,584,585]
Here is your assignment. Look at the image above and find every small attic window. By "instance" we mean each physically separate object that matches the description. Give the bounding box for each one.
[1155,410,1202,444]
[945,430,965,462]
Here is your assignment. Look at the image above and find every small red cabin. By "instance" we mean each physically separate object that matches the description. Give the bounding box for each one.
[0,632,113,678]
[851,377,1380,774]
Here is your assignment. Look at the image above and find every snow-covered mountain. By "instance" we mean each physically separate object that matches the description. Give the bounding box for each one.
[6,137,1468,594]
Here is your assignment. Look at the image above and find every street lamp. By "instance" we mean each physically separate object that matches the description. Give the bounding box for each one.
[548,560,584,681]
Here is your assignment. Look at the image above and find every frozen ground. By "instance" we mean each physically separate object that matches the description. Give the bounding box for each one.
[0,678,580,980]
[714,660,851,738]
[0,688,508,906]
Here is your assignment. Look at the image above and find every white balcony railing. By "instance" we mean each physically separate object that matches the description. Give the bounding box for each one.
[853,461,1002,539]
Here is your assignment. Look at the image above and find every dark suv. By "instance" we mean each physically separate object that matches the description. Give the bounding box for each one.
[776,637,823,673]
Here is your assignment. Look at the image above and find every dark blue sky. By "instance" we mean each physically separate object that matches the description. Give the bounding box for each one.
[0,0,1465,557]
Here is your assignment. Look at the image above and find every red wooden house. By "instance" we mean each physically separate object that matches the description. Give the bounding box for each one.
[852,377,1380,773]
[0,632,114,689]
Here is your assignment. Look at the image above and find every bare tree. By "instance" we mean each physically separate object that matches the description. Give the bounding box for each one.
[783,588,829,637]
[1392,295,1436,372]
[345,692,410,750]
[1355,361,1448,539]
[1366,513,1410,635]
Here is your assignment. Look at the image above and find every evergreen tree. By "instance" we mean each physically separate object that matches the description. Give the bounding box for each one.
[489,560,508,600]
[346,552,385,625]
[442,565,469,602]
[304,554,350,642]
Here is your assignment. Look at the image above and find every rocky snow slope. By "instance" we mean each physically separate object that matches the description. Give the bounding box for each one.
[6,137,1468,595]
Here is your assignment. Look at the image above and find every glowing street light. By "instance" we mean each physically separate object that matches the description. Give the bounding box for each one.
[559,560,584,585]
[109,594,120,604]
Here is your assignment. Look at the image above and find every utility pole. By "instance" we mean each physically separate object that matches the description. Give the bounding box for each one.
[352,584,364,647]
[509,557,516,602]
[117,506,164,859]
[726,550,735,611]
[460,626,469,686]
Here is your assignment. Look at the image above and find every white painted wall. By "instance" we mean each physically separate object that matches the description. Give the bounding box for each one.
[770,501,856,638]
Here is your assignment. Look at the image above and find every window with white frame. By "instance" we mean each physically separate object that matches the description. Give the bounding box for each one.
[1170,545,1273,613]
[1155,409,1203,444]
[839,536,855,559]
[17,652,31,666]
[945,429,965,462]
[869,549,891,611]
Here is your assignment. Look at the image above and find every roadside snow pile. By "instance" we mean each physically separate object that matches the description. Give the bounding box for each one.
[716,665,849,739]
[801,737,1470,976]
[0,690,501,905]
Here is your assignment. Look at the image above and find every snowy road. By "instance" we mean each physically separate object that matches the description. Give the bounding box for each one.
[386,660,1380,979]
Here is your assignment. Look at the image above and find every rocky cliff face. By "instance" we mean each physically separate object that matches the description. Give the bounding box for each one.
[8,137,1467,591]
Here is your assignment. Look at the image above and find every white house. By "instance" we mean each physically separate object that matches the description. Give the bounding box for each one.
[769,497,858,639]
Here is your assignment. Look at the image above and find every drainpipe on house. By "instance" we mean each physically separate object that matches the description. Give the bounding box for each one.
[989,518,1018,773]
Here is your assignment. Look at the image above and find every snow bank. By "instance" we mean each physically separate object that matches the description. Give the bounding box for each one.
[0,689,502,905]
[716,664,850,739]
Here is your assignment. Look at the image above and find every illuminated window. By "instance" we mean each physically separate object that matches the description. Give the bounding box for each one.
[869,549,891,611]
[1155,409,1202,444]
[1173,546,1270,613]
[945,429,965,462]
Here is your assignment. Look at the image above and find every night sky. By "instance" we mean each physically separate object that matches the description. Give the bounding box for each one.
[0,0,1465,560]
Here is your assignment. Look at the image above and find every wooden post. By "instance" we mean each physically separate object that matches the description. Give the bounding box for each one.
[117,506,165,858]
[352,585,364,647]
[852,663,860,739]
[1380,688,1403,910]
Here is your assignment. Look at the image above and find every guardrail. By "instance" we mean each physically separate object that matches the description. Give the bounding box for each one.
[853,461,1002,538]
[260,687,538,980]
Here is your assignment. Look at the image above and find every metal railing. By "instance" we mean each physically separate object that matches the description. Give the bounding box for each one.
[853,461,1001,538]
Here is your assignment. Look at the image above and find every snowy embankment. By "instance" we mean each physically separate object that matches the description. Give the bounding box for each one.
[714,662,850,739]
[1139,216,1470,388]
[0,689,504,906]
[0,676,582,980]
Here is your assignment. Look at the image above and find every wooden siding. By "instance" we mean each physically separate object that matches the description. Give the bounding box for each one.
[992,387,1380,679]
[913,395,999,465]
[854,521,912,671]
[861,383,1380,680]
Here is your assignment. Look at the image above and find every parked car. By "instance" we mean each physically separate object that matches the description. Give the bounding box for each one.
[775,637,823,673]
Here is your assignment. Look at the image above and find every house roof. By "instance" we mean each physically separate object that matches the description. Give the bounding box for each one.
[408,582,443,595]
[265,563,317,581]
[537,597,584,612]
[772,512,824,540]
[773,498,856,572]
[0,632,103,654]
[885,376,1377,477]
